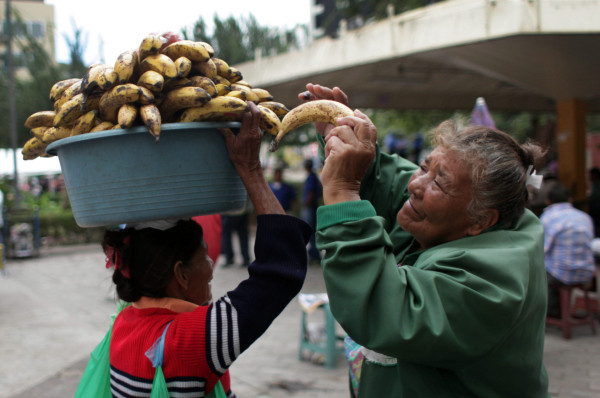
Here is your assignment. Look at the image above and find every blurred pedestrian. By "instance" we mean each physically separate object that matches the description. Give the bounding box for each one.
[269,167,297,214]
[301,159,322,264]
[411,132,424,163]
[221,207,251,267]
[541,182,596,318]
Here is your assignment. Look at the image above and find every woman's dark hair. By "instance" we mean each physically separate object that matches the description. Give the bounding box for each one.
[102,219,204,302]
[433,120,547,228]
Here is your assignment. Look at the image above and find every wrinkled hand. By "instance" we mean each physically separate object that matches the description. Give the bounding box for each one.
[220,101,262,176]
[298,83,349,137]
[220,102,284,215]
[321,110,378,205]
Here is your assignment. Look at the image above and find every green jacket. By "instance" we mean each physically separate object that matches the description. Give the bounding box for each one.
[316,149,549,397]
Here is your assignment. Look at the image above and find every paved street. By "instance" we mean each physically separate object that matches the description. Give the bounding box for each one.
[1,242,600,398]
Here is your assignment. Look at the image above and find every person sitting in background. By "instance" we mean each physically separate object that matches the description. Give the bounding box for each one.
[541,182,596,318]
[269,167,297,214]
[302,83,549,397]
[80,102,312,398]
[588,167,600,237]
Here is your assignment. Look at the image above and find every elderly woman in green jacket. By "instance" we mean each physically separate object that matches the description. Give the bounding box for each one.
[302,84,549,398]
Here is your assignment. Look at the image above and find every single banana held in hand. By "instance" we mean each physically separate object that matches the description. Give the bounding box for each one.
[270,99,354,152]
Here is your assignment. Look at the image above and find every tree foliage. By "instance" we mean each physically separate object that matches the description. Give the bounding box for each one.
[183,14,307,64]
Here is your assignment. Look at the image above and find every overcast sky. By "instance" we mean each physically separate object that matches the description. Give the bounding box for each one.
[45,0,312,65]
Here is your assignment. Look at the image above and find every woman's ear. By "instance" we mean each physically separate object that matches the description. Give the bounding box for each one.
[467,209,499,236]
[172,261,188,290]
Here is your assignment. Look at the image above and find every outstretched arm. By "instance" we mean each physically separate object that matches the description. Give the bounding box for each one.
[220,101,284,216]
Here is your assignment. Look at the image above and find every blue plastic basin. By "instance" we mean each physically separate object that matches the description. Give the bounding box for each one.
[46,122,247,228]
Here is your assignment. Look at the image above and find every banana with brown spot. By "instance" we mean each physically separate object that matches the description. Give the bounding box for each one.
[162,40,210,63]
[270,100,354,152]
[257,105,282,136]
[22,137,48,160]
[25,110,56,129]
[114,49,139,84]
[140,54,178,79]
[71,110,97,136]
[178,96,249,123]
[49,78,82,102]
[138,34,165,60]
[140,104,162,141]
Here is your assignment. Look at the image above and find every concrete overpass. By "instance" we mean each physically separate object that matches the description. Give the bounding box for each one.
[237,0,600,204]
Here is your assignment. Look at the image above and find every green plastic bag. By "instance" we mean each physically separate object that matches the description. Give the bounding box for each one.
[74,301,130,398]
[148,322,172,398]
[206,380,227,398]
[149,366,170,398]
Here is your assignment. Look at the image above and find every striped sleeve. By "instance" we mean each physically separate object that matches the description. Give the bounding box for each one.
[205,295,241,375]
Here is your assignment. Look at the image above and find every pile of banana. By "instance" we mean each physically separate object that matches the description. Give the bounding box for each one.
[21,34,292,160]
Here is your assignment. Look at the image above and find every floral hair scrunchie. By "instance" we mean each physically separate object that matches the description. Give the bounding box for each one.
[105,236,131,278]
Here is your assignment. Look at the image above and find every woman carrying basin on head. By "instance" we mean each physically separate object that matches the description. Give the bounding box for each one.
[78,102,311,398]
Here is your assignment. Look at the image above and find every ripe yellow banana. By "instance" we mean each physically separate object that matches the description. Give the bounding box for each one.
[49,78,82,102]
[212,57,231,77]
[30,127,49,142]
[192,59,217,79]
[54,93,85,127]
[98,83,143,122]
[90,121,114,132]
[231,84,260,102]
[224,66,243,83]
[81,91,103,113]
[178,96,249,123]
[198,41,215,57]
[82,64,118,95]
[25,110,56,129]
[22,137,48,160]
[163,77,192,92]
[54,80,83,111]
[258,101,290,118]
[159,86,212,118]
[257,105,282,136]
[234,80,251,88]
[251,88,274,103]
[212,75,231,86]
[114,49,139,84]
[138,85,156,105]
[189,76,218,97]
[226,90,247,101]
[71,110,97,136]
[162,40,210,63]
[138,34,165,60]
[140,54,178,79]
[174,56,192,78]
[117,104,138,129]
[140,104,162,141]
[215,83,231,96]
[137,70,164,92]
[42,126,72,144]
[270,100,354,151]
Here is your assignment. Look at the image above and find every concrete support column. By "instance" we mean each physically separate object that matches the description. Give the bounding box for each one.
[556,99,587,207]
